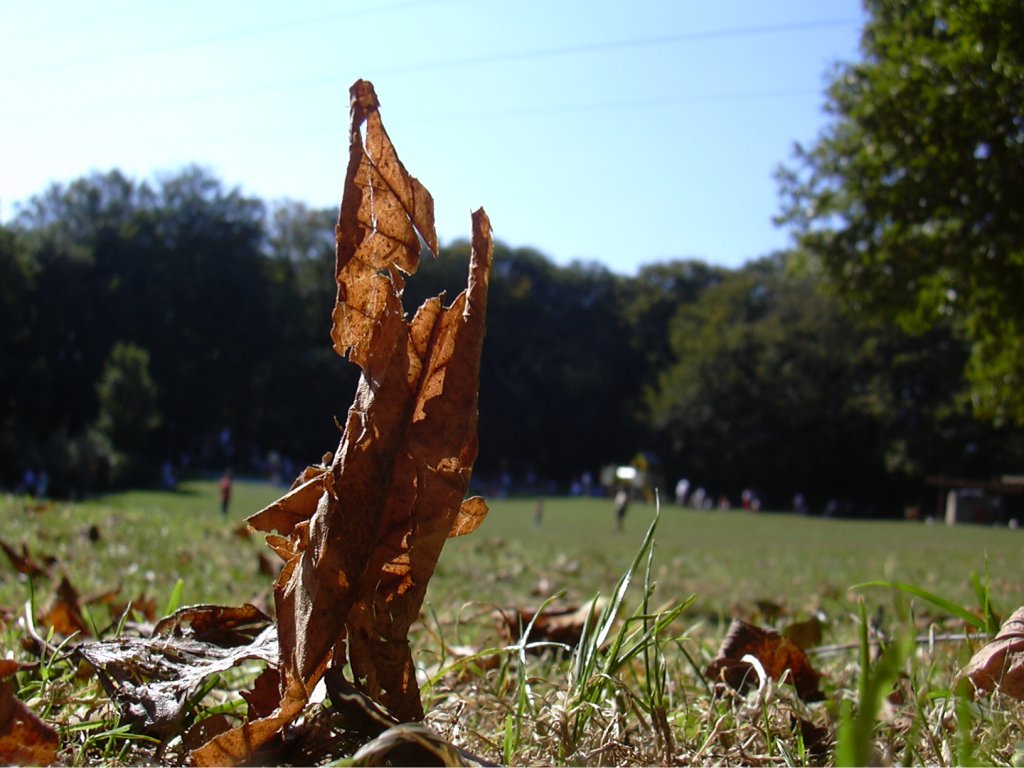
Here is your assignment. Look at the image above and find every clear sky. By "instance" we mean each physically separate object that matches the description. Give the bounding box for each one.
[0,0,865,273]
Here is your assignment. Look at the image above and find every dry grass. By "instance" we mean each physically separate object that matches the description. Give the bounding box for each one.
[2,483,1023,765]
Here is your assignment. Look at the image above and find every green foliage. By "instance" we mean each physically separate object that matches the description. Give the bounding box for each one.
[835,602,913,766]
[95,342,161,452]
[3,164,1022,507]
[647,254,874,504]
[777,0,1024,425]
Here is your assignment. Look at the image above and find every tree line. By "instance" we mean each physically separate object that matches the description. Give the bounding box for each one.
[1,166,1019,513]
[3,0,1021,514]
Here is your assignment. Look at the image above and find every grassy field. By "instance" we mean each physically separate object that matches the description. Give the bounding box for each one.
[1,480,1023,764]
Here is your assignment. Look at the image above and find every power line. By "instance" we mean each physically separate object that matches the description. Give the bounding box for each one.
[2,15,858,83]
[370,18,861,78]
[0,0,453,80]
[91,86,827,153]
[6,17,859,121]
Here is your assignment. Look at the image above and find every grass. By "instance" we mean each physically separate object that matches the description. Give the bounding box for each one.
[2,481,1024,765]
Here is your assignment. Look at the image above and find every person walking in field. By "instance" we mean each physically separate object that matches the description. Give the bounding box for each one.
[219,469,233,516]
[614,488,629,532]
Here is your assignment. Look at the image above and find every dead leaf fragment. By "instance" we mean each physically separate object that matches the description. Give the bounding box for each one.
[0,659,59,766]
[75,613,277,738]
[153,603,270,646]
[962,605,1024,699]
[0,539,51,577]
[781,614,825,650]
[494,599,608,650]
[705,618,824,702]
[41,576,90,638]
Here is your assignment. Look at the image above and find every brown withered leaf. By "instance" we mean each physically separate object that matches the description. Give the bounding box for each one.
[493,599,608,651]
[962,605,1024,699]
[153,603,270,646]
[706,618,824,702]
[75,607,277,738]
[0,538,52,577]
[107,591,159,624]
[40,576,90,638]
[781,615,825,650]
[0,659,59,766]
[196,78,492,763]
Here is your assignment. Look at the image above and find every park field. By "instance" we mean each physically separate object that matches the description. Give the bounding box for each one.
[1,480,1022,764]
[2,480,1020,617]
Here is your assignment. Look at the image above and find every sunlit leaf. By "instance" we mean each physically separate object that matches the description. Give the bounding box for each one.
[962,605,1024,699]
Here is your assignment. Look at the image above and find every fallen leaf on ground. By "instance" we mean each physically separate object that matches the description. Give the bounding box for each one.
[782,614,825,649]
[493,599,608,650]
[0,659,59,766]
[107,591,158,624]
[705,618,824,702]
[153,603,270,646]
[40,576,90,638]
[75,606,277,738]
[962,605,1024,699]
[0,539,52,577]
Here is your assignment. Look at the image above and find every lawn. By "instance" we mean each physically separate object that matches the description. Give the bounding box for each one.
[1,480,1022,765]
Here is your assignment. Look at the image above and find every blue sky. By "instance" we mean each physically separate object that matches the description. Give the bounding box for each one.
[0,0,865,273]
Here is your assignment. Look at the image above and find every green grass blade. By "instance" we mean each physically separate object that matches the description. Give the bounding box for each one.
[836,607,912,767]
[162,577,185,617]
[850,580,987,631]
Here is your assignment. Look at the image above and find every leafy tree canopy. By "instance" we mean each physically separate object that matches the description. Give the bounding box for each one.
[777,0,1024,425]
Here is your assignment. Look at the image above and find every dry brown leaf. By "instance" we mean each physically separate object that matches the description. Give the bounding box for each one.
[107,591,158,624]
[493,599,608,651]
[40,576,90,638]
[962,605,1024,699]
[0,659,59,766]
[199,78,491,762]
[190,672,307,767]
[153,603,270,646]
[0,539,52,577]
[781,615,825,650]
[75,608,277,738]
[705,618,824,702]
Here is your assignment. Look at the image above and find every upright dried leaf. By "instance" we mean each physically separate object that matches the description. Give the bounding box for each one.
[344,208,492,720]
[204,78,491,762]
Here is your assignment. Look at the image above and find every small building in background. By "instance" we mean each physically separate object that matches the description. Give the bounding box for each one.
[927,475,1024,525]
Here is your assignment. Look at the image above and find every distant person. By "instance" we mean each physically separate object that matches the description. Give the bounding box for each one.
[219,469,233,516]
[614,488,630,532]
[20,467,36,496]
[674,478,689,506]
[161,461,176,490]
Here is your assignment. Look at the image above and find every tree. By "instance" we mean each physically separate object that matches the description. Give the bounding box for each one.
[0,225,39,483]
[95,341,161,453]
[647,255,887,509]
[777,0,1024,425]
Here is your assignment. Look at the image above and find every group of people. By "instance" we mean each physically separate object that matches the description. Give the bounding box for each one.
[673,478,762,512]
[17,468,49,499]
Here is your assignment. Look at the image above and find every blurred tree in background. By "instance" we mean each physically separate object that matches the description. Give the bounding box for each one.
[777,0,1024,425]
[2,151,1021,510]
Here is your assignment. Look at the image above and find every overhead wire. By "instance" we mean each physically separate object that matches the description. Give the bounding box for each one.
[6,17,859,125]
[0,0,454,80]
